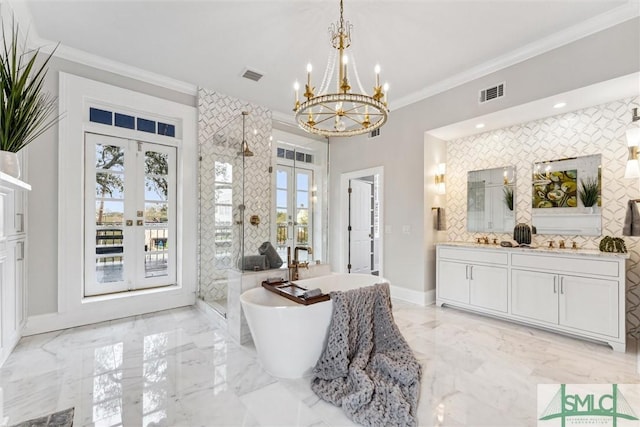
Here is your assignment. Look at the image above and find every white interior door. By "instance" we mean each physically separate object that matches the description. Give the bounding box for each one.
[85,133,176,296]
[349,179,373,274]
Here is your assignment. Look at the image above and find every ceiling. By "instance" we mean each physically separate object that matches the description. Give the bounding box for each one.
[10,0,637,121]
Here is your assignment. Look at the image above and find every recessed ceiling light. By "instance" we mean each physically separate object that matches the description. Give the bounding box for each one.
[553,102,567,109]
[475,123,485,129]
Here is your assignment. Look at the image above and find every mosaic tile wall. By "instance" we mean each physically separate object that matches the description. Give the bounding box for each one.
[446,96,640,338]
[198,89,272,307]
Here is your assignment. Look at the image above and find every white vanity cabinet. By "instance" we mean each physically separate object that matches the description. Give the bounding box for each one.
[437,247,508,313]
[436,243,627,351]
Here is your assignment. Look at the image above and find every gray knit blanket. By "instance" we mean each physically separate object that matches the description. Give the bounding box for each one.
[311,282,421,426]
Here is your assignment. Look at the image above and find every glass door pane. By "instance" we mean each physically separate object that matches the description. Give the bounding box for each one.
[137,143,177,288]
[275,168,291,260]
[86,134,130,295]
[295,170,312,249]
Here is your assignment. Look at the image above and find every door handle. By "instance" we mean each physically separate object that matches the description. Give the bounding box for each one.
[560,277,564,294]
[465,265,469,279]
[126,220,133,226]
[553,276,557,293]
[17,241,24,261]
[16,213,24,232]
[469,266,473,280]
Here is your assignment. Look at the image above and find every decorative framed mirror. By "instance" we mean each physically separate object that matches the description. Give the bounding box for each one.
[467,166,516,233]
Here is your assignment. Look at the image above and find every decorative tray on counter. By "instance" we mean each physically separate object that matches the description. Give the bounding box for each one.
[261,280,330,305]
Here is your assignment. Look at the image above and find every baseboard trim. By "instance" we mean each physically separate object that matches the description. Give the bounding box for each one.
[23,292,195,336]
[389,285,435,306]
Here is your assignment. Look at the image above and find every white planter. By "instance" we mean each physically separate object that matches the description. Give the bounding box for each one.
[0,151,20,179]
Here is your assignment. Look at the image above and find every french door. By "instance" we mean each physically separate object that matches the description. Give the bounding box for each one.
[84,133,177,296]
[275,166,313,260]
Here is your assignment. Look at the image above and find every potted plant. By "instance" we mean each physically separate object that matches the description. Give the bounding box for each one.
[503,186,514,211]
[578,177,599,211]
[0,17,60,178]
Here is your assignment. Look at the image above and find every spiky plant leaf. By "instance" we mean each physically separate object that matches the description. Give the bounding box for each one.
[578,177,599,208]
[0,16,60,152]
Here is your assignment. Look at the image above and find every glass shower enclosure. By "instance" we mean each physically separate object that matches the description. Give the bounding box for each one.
[198,111,264,316]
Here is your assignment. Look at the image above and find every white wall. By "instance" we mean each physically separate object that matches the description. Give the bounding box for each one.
[328,18,639,298]
[27,57,196,317]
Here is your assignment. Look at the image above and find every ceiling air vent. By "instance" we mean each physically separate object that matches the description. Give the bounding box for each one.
[241,68,264,82]
[479,82,505,104]
[369,128,380,138]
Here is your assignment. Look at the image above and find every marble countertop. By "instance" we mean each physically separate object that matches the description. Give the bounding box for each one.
[437,241,631,259]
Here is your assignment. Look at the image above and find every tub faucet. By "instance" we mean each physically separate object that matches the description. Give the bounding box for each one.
[288,246,313,281]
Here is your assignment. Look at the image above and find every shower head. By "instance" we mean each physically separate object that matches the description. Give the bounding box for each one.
[239,111,254,157]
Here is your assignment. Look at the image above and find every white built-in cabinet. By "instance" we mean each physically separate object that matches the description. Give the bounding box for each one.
[437,258,508,313]
[436,243,628,352]
[0,152,30,366]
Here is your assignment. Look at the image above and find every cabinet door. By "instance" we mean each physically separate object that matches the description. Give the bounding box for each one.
[14,240,25,328]
[2,240,19,348]
[437,260,469,304]
[559,275,618,337]
[469,264,508,312]
[511,269,558,324]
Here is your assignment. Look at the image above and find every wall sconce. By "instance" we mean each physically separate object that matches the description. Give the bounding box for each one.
[624,107,640,179]
[435,163,446,194]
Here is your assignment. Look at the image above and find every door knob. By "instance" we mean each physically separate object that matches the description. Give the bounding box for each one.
[126,220,133,226]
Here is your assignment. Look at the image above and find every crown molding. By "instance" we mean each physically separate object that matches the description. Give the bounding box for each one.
[391,1,640,111]
[47,43,198,96]
[4,0,198,97]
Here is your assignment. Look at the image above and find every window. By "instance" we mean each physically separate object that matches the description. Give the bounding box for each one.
[213,161,234,269]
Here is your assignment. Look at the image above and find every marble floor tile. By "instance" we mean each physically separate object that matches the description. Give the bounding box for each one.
[0,303,638,427]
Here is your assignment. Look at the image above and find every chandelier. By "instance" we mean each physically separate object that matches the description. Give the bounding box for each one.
[292,0,389,137]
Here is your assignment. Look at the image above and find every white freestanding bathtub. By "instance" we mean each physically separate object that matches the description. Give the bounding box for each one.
[240,273,387,379]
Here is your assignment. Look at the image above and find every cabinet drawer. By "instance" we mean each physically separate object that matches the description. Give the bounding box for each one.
[438,247,508,265]
[511,253,618,277]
